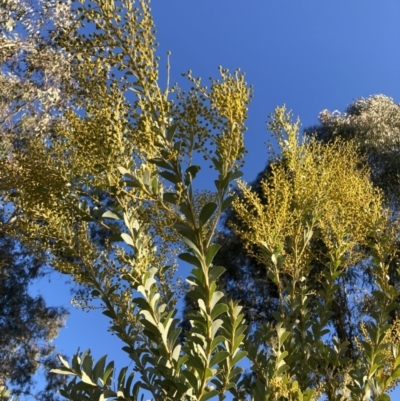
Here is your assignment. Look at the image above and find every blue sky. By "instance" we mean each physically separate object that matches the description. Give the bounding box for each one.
[32,0,400,398]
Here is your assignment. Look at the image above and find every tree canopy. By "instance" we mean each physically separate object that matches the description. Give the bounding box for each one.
[308,95,400,207]
[2,1,400,400]
[0,229,68,400]
[212,95,400,350]
[0,0,74,397]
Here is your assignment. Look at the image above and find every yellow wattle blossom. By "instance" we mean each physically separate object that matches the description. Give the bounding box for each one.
[233,106,387,280]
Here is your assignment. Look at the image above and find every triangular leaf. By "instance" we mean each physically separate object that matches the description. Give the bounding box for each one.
[121,233,134,247]
[211,335,227,351]
[163,192,179,205]
[179,252,202,269]
[182,369,199,391]
[166,124,178,142]
[93,355,107,382]
[184,165,201,185]
[199,202,218,226]
[211,303,228,320]
[102,210,121,220]
[159,170,179,184]
[81,370,96,386]
[209,265,226,282]
[205,243,221,267]
[230,170,243,180]
[149,158,174,170]
[210,351,229,367]
[221,195,235,212]
[58,355,70,369]
[182,237,202,257]
[232,350,247,365]
[50,368,75,376]
[173,221,196,240]
[200,389,219,401]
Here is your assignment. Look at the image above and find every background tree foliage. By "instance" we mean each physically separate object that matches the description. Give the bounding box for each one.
[0,0,75,397]
[0,228,68,401]
[0,0,75,140]
[309,95,400,206]
[2,0,400,400]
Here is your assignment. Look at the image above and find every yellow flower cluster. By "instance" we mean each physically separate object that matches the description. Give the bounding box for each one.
[233,107,386,279]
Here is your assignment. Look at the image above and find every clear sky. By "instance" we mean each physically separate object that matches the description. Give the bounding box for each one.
[32,0,400,398]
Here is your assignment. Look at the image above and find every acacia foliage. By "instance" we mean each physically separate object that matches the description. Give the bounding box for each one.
[0,0,75,141]
[2,1,400,400]
[211,95,400,351]
[0,0,74,397]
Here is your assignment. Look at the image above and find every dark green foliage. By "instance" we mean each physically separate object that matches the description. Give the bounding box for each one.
[0,217,68,399]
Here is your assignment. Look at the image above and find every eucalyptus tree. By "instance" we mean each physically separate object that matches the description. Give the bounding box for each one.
[308,95,400,207]
[0,228,68,401]
[2,1,400,400]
